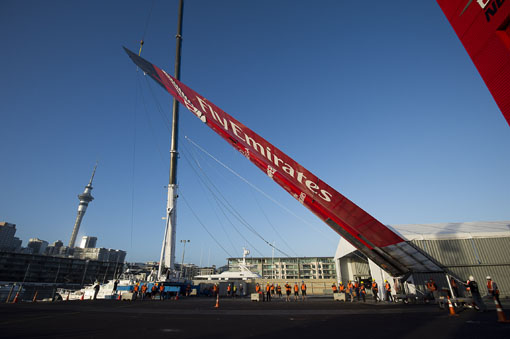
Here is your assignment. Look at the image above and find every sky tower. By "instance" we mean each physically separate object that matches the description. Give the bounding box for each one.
[68,163,97,248]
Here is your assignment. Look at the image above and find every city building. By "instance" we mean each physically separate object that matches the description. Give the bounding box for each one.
[227,256,336,280]
[173,263,201,280]
[27,238,48,255]
[0,222,22,252]
[45,240,64,256]
[196,266,217,276]
[79,236,97,249]
[72,247,126,263]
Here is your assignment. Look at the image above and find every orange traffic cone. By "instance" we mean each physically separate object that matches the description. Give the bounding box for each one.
[214,294,219,308]
[117,292,122,301]
[175,293,179,301]
[447,296,458,317]
[12,292,19,304]
[66,292,70,301]
[32,291,38,303]
[494,297,510,323]
[80,293,84,301]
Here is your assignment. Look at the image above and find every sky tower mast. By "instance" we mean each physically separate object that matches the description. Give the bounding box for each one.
[68,163,97,248]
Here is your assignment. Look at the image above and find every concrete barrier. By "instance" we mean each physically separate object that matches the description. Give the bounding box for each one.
[121,292,134,301]
[251,293,261,302]
[334,293,346,301]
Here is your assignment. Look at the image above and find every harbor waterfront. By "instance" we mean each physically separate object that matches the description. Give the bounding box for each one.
[1,297,509,338]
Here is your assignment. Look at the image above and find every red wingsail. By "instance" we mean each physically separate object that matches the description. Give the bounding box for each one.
[437,0,510,127]
[124,48,442,275]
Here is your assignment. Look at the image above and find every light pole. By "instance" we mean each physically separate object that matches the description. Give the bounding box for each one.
[180,240,190,279]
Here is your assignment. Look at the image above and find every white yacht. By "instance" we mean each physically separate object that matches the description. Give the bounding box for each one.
[194,249,261,281]
[56,273,136,300]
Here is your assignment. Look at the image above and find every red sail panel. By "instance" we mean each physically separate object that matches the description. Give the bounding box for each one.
[124,48,425,275]
[437,0,510,127]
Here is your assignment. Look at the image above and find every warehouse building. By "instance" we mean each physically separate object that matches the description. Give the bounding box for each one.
[334,221,510,296]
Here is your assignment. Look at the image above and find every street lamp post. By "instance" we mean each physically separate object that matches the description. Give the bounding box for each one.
[180,240,190,279]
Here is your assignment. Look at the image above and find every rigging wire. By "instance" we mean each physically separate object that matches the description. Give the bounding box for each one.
[184,135,337,246]
[251,191,299,257]
[179,190,233,258]
[129,65,143,254]
[180,145,265,257]
[144,76,171,130]
[137,74,168,167]
[181,141,291,257]
[128,0,157,256]
[181,145,240,255]
[182,146,270,253]
[207,201,240,256]
[180,132,296,257]
[138,0,156,56]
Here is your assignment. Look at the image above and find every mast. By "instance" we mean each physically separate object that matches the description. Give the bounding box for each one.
[69,163,97,248]
[158,0,184,280]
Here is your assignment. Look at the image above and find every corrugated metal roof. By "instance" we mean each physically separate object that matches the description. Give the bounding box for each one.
[411,237,510,266]
[389,221,510,240]
[411,239,477,266]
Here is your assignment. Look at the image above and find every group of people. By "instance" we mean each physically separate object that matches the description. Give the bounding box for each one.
[226,283,243,298]
[131,282,170,300]
[208,283,244,298]
[92,279,119,300]
[425,275,501,312]
[331,279,394,302]
[464,275,501,312]
[329,274,501,311]
[94,275,502,309]
[254,281,307,301]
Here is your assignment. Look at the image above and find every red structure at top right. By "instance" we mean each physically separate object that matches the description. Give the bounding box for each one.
[437,0,510,127]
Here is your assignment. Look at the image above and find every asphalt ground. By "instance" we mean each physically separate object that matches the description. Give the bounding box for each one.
[1,296,509,338]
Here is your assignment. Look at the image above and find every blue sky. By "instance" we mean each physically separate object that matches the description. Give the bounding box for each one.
[1,0,509,267]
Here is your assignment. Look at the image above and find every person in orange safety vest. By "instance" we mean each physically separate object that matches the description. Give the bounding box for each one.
[151,284,157,299]
[301,281,307,301]
[384,280,393,302]
[285,282,291,302]
[133,283,139,300]
[486,276,500,305]
[426,278,438,303]
[159,283,165,300]
[347,281,354,302]
[360,282,366,302]
[371,280,379,302]
[141,283,147,300]
[339,282,345,294]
